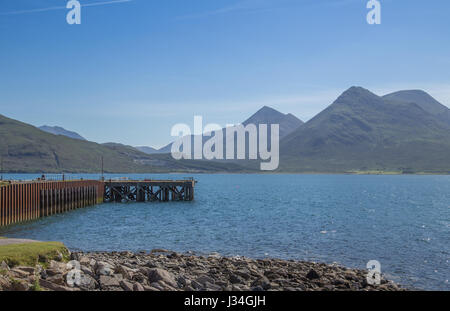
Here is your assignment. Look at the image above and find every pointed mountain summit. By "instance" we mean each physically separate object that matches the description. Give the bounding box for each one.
[243,106,304,138]
[281,86,388,150]
[243,106,285,125]
[280,86,450,173]
[157,106,303,154]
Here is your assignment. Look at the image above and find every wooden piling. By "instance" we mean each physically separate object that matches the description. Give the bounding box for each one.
[0,180,105,227]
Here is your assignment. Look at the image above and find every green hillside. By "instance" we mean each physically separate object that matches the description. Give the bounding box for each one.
[0,114,249,173]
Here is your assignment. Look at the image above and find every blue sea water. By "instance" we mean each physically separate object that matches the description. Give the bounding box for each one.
[1,174,449,290]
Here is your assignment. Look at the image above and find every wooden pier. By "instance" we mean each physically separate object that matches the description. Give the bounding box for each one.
[103,179,196,202]
[0,178,196,227]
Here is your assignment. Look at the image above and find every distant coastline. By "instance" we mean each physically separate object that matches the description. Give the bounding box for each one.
[2,170,450,176]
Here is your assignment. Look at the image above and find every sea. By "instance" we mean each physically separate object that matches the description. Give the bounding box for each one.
[0,173,449,290]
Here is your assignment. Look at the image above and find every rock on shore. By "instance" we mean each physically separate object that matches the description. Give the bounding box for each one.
[0,250,404,291]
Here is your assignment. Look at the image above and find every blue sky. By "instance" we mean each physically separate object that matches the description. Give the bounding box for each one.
[1,0,449,148]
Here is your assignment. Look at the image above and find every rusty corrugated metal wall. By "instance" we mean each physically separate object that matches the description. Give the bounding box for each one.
[0,180,104,227]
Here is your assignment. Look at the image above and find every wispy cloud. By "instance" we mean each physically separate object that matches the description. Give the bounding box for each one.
[0,0,133,16]
[175,0,289,20]
[175,0,364,20]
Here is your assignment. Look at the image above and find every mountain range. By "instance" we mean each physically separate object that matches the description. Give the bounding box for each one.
[39,125,86,141]
[1,86,449,173]
[280,87,450,173]
[154,106,304,155]
[0,115,248,173]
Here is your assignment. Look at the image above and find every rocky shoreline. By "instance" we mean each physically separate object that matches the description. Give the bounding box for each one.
[0,249,405,291]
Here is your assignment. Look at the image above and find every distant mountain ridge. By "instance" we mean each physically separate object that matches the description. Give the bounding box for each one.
[135,146,164,155]
[157,106,304,154]
[39,125,86,141]
[0,114,249,173]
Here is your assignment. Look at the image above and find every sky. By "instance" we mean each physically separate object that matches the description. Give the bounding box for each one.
[1,0,449,148]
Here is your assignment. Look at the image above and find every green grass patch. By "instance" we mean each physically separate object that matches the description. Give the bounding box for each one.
[0,242,69,267]
[30,278,42,291]
[350,170,403,175]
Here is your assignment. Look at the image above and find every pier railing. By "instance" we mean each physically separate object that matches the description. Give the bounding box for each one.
[103,180,196,202]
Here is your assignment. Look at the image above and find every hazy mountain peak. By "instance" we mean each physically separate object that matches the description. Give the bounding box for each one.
[260,105,278,112]
[382,90,449,118]
[383,89,437,103]
[244,107,282,125]
[39,125,86,141]
[347,85,366,91]
[342,86,376,96]
[157,106,304,153]
[135,146,161,154]
[243,106,303,137]
[245,106,285,123]
[385,89,429,97]
[332,86,384,110]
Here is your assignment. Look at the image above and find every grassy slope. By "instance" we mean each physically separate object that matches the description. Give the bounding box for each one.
[0,242,69,267]
[0,114,148,172]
